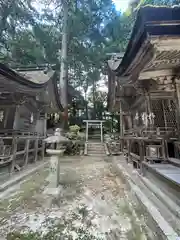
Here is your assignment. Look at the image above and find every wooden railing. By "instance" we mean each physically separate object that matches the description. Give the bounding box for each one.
[141,127,177,138]
[0,131,46,173]
[124,127,177,139]
[121,128,172,173]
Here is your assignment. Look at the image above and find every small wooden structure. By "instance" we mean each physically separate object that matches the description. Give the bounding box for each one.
[0,64,63,173]
[107,6,180,172]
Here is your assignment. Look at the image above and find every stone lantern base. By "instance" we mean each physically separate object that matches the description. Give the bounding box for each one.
[43,149,65,197]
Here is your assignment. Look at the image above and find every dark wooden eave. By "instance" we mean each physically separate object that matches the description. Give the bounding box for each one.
[0,64,63,113]
[109,6,180,81]
[0,64,86,113]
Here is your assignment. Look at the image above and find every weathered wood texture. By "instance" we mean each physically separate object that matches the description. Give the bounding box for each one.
[0,134,45,173]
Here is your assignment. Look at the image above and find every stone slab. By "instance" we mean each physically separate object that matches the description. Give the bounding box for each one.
[0,162,47,192]
[43,186,62,197]
[150,164,176,169]
[148,164,180,185]
[113,159,179,240]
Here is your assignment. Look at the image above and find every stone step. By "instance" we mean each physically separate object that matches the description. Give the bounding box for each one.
[88,145,104,147]
[128,166,180,234]
[88,147,104,149]
[88,145,104,148]
[88,154,106,156]
[88,151,105,153]
[88,148,104,150]
[140,175,180,219]
[87,142,105,156]
[88,149,105,152]
[88,147,104,150]
[137,175,180,234]
[115,161,180,236]
[88,143,103,145]
[88,152,105,154]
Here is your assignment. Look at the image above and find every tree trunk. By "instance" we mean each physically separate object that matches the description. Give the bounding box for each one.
[0,0,15,38]
[85,91,88,120]
[92,78,96,119]
[60,0,68,130]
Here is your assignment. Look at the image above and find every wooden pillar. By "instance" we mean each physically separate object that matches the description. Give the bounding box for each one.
[34,138,39,162]
[162,100,167,130]
[127,139,131,163]
[86,122,89,142]
[174,79,180,133]
[162,139,168,160]
[44,114,47,137]
[120,100,124,152]
[127,115,133,129]
[41,140,45,160]
[120,100,124,137]
[145,91,152,128]
[25,139,30,166]
[42,113,47,161]
[139,140,145,174]
[10,137,17,174]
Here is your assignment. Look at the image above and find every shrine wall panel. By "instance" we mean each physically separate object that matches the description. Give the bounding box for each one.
[0,107,16,130]
[151,99,177,129]
[35,119,46,136]
[13,104,38,132]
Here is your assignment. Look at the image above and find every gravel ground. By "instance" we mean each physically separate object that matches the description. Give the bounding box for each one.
[0,156,153,240]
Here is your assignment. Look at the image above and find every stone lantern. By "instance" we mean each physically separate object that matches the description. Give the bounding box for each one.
[44,128,70,196]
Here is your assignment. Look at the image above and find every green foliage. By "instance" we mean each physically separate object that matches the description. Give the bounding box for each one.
[1,0,178,123]
[0,0,125,120]
[7,231,40,240]
[67,125,81,140]
[69,125,80,134]
[104,119,112,131]
[64,141,84,155]
[65,125,85,155]
[7,226,102,240]
[66,131,77,140]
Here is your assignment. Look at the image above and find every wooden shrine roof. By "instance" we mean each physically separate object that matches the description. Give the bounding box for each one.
[0,63,63,113]
[18,70,54,84]
[108,6,180,80]
[0,63,85,112]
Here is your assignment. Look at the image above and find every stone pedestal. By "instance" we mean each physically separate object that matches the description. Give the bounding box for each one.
[44,149,64,197]
[43,128,69,199]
